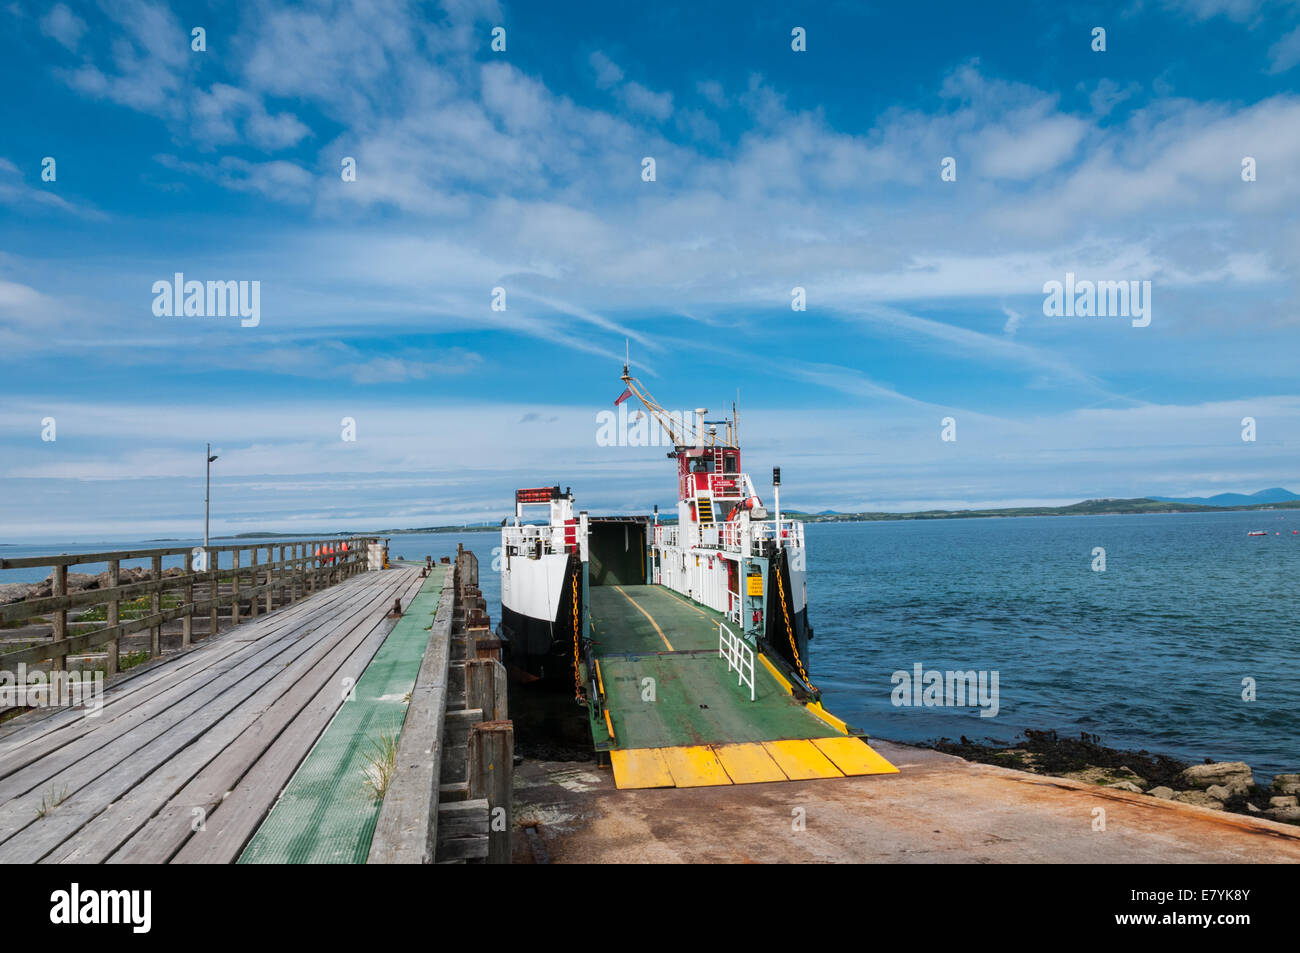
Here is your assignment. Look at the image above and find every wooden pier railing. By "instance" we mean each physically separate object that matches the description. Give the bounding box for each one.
[0,538,378,675]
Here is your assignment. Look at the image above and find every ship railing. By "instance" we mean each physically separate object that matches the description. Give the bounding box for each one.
[501,524,571,556]
[726,588,741,625]
[652,519,805,558]
[707,519,807,558]
[718,621,755,702]
[657,525,679,548]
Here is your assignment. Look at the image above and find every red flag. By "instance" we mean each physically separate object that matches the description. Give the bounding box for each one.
[614,387,633,406]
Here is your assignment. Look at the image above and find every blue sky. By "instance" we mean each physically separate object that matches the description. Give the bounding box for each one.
[2,0,1300,539]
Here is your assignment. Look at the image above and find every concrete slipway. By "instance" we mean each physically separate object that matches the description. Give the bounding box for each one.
[512,741,1300,863]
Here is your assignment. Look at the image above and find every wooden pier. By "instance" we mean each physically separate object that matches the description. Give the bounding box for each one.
[0,546,510,864]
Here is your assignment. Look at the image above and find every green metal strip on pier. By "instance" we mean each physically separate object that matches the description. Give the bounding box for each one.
[238,566,447,864]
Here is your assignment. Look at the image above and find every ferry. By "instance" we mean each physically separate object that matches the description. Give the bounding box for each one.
[497,365,897,789]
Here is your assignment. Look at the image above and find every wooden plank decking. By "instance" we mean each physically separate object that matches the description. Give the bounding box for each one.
[0,565,425,864]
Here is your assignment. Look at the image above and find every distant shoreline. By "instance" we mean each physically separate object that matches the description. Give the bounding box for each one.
[10,497,1295,548]
[226,496,1300,536]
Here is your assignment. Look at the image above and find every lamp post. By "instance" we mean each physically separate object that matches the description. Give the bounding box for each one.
[205,444,219,551]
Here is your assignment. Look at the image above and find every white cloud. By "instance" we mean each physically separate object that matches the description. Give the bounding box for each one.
[619,80,673,120]
[1268,24,1300,72]
[589,50,624,88]
[39,3,86,49]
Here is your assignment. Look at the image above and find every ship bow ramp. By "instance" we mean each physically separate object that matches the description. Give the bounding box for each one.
[585,584,896,789]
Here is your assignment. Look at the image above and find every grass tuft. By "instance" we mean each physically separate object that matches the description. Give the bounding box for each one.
[361,730,400,802]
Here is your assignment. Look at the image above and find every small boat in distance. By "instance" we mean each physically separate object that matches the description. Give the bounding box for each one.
[1247,530,1267,536]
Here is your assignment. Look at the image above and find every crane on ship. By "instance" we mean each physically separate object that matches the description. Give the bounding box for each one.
[618,352,737,450]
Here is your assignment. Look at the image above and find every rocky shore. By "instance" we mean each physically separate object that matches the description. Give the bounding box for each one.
[931,729,1300,826]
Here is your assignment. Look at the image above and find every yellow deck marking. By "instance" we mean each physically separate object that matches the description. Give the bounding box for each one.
[804,701,849,735]
[757,652,794,695]
[662,745,731,787]
[657,585,714,620]
[712,742,788,784]
[594,659,606,698]
[613,586,674,651]
[811,736,899,776]
[603,709,616,742]
[610,748,674,789]
[759,653,854,735]
[760,739,845,780]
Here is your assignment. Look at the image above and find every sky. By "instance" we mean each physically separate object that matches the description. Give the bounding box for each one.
[1,0,1299,540]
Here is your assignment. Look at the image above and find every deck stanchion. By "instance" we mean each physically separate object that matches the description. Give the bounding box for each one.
[150,554,162,657]
[183,566,193,649]
[210,549,219,637]
[51,564,67,672]
[107,559,120,675]
[232,549,241,625]
[249,548,259,618]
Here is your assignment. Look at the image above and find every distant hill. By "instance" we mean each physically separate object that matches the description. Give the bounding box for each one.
[1151,487,1299,508]
[789,496,1300,523]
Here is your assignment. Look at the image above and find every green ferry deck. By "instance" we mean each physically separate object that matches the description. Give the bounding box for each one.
[583,583,897,789]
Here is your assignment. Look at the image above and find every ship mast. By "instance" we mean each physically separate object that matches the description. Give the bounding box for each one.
[620,360,716,449]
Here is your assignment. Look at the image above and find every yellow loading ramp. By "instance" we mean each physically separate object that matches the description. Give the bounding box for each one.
[610,736,897,789]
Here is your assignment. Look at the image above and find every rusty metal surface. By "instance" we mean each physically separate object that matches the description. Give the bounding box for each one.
[512,741,1300,864]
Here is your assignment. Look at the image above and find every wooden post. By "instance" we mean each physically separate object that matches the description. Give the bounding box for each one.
[266,546,274,613]
[307,543,315,595]
[465,659,507,721]
[106,559,120,676]
[150,554,162,657]
[468,722,514,864]
[209,549,219,637]
[51,564,67,672]
[232,548,241,625]
[248,548,259,618]
[182,562,193,650]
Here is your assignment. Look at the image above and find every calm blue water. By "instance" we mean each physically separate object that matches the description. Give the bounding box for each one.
[806,511,1300,779]
[6,515,1296,777]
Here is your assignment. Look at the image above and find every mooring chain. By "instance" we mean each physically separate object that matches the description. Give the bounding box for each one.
[571,571,585,702]
[775,563,816,693]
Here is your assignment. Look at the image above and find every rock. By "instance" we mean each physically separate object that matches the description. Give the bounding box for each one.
[1111,781,1144,794]
[1175,761,1253,795]
[1269,795,1299,809]
[1065,766,1147,789]
[1273,774,1300,796]
[1172,790,1225,810]
[1148,786,1175,799]
[1264,805,1300,823]
[1246,803,1261,813]
[1205,784,1233,801]
[0,582,36,605]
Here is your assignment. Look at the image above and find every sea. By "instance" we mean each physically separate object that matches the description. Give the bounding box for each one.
[3,510,1296,778]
